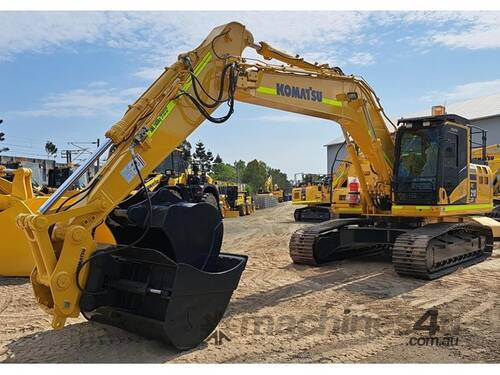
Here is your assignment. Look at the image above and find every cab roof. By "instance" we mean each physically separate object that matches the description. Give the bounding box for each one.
[397,114,470,127]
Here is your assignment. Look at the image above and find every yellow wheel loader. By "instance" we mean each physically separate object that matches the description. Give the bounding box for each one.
[218,184,254,218]
[13,22,500,350]
[0,167,47,276]
[0,167,115,276]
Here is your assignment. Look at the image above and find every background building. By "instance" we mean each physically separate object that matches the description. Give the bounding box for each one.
[0,155,59,186]
[324,136,347,175]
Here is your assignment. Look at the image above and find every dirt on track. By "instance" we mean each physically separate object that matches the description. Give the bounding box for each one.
[0,202,499,363]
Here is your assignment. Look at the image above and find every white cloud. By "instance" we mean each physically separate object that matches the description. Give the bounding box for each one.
[9,82,145,118]
[420,78,500,103]
[399,11,500,50]
[0,11,373,73]
[134,66,164,81]
[347,52,375,66]
[431,14,500,49]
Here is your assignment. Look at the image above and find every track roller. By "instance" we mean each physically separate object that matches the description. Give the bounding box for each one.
[393,222,493,279]
[294,206,332,222]
[289,218,386,265]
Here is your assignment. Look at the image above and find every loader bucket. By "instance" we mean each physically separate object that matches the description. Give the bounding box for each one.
[80,246,247,350]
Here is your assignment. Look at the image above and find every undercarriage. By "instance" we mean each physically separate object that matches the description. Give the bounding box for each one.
[289,217,493,279]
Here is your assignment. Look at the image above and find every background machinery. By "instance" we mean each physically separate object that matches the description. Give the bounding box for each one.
[164,167,221,210]
[292,154,370,221]
[218,183,255,218]
[473,144,500,202]
[154,149,221,211]
[0,167,45,276]
[255,175,283,209]
[292,173,333,221]
[0,167,114,276]
[14,22,500,351]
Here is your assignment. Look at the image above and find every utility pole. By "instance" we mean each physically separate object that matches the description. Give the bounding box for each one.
[96,138,100,170]
[0,119,8,154]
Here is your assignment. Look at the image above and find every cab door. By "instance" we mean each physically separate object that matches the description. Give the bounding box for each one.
[440,126,467,203]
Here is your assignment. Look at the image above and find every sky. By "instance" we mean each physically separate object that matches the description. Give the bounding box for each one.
[1,11,500,177]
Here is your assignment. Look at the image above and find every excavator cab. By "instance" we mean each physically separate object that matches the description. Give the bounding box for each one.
[394,114,486,207]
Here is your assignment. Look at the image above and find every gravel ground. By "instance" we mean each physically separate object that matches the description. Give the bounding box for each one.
[0,202,499,363]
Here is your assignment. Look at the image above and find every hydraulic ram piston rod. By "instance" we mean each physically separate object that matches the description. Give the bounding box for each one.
[38,138,113,214]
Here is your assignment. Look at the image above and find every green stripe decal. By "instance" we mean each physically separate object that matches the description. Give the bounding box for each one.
[256,86,277,95]
[444,203,493,212]
[392,205,431,210]
[321,97,342,107]
[336,207,363,213]
[147,52,212,138]
[392,203,493,211]
[182,52,213,92]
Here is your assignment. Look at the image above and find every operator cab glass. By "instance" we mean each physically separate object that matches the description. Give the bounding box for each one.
[397,127,439,184]
[394,115,472,205]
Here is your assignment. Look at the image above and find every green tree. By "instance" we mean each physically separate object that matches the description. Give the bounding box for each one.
[214,154,223,164]
[211,162,236,182]
[45,141,58,159]
[242,159,268,193]
[179,140,192,164]
[192,141,206,172]
[233,159,246,184]
[206,151,214,172]
[193,141,215,173]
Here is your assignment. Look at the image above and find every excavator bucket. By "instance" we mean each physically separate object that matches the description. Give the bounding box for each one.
[80,187,247,349]
[80,248,246,349]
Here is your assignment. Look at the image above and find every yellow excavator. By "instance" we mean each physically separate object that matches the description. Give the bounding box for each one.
[258,175,284,202]
[473,144,500,202]
[14,22,499,350]
[292,172,333,221]
[292,152,373,221]
[472,143,500,218]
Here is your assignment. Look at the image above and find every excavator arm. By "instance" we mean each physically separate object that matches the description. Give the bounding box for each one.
[17,21,397,348]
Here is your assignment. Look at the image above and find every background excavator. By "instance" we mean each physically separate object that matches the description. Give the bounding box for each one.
[292,151,373,221]
[13,22,500,351]
[473,144,500,202]
[258,175,284,202]
[292,172,333,221]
